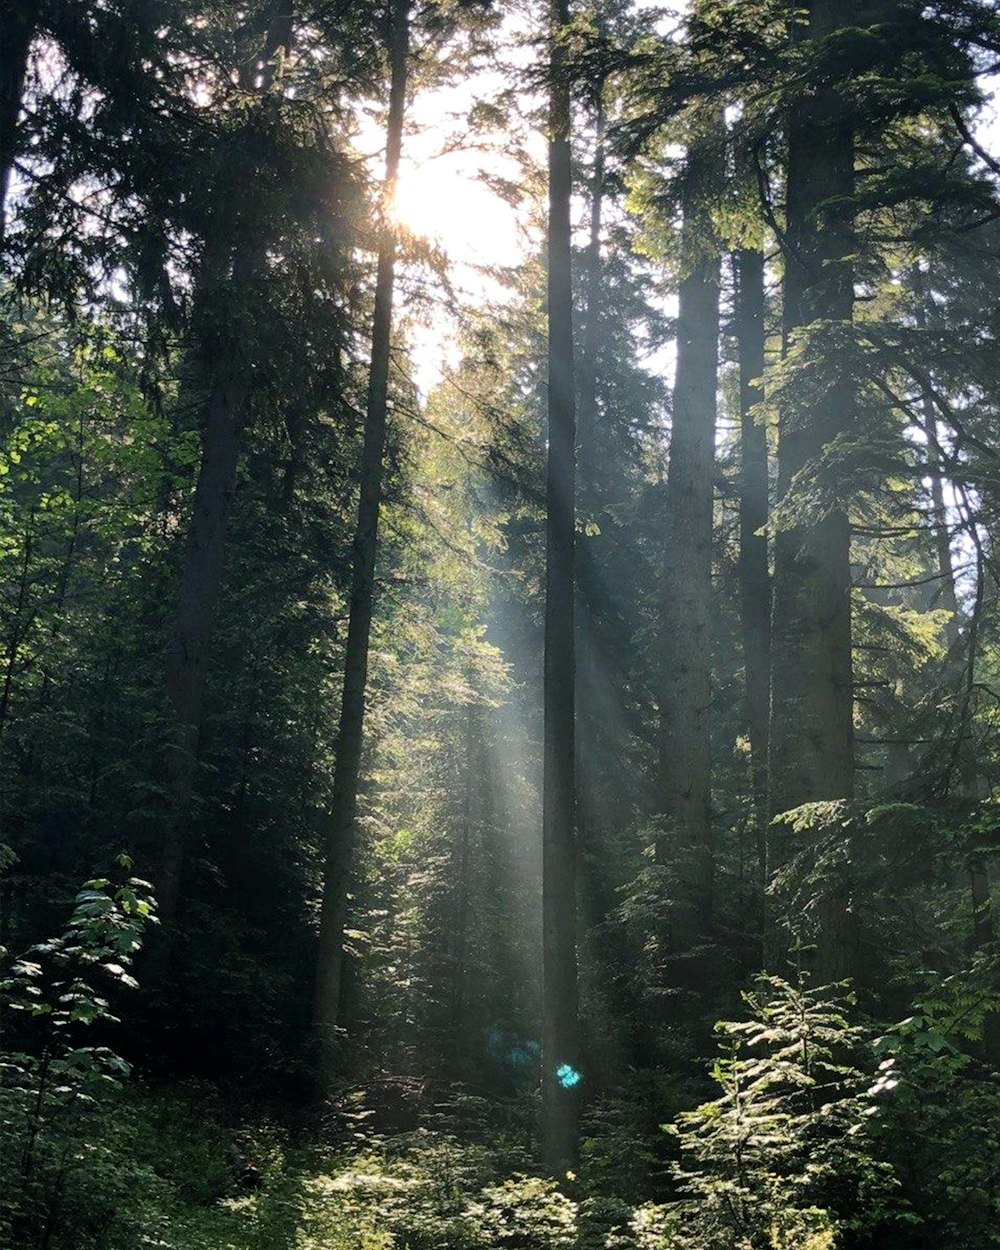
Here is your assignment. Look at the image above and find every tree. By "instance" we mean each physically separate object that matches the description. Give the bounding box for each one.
[542,0,581,1177]
[313,0,411,1089]
[656,116,723,938]
[0,0,38,240]
[768,0,856,818]
[735,246,770,850]
[155,2,300,945]
[643,975,896,1250]
[575,54,607,866]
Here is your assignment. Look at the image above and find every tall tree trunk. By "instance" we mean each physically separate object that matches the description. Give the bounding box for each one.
[575,82,605,891]
[926,419,960,643]
[541,0,580,1178]
[656,133,722,934]
[735,248,771,877]
[576,84,605,510]
[157,383,244,930]
[769,0,855,818]
[153,3,295,945]
[0,0,37,242]
[312,0,409,1091]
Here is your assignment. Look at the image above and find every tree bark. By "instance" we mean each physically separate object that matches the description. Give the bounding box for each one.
[657,132,722,932]
[735,248,771,870]
[157,383,245,931]
[541,0,580,1178]
[0,0,38,243]
[312,0,410,1092]
[769,0,856,818]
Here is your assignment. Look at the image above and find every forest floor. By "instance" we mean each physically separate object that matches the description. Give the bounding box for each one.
[41,1080,646,1250]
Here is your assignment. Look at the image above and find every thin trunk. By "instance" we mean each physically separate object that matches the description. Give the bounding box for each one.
[575,83,605,884]
[541,0,579,1178]
[0,519,34,737]
[769,0,855,819]
[0,0,37,242]
[577,84,605,508]
[884,272,959,787]
[735,247,771,885]
[153,4,295,944]
[912,273,961,648]
[312,0,409,1090]
[452,700,475,1034]
[657,132,722,934]
[927,424,960,640]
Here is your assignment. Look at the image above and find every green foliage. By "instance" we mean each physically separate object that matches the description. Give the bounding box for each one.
[0,864,156,1248]
[869,973,1000,1248]
[634,976,898,1250]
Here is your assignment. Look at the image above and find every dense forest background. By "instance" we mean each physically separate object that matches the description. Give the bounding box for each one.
[2,1,1000,1248]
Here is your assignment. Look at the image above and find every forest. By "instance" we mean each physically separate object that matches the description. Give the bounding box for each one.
[2,0,1000,1246]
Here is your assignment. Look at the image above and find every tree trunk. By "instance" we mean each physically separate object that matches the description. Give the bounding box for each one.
[541,0,580,1179]
[735,248,771,878]
[769,0,855,818]
[926,422,960,641]
[575,82,605,891]
[576,84,605,510]
[912,271,961,649]
[0,0,37,242]
[153,3,295,946]
[157,383,246,933]
[657,133,722,933]
[451,700,475,1035]
[0,517,34,738]
[312,0,409,1092]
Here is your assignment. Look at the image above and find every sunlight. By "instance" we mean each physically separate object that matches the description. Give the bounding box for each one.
[8,2,1000,1241]
[391,154,521,267]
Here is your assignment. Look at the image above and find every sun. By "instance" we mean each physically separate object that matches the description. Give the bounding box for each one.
[390,155,521,267]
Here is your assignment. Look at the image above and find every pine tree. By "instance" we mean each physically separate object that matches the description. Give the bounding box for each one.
[769,0,856,819]
[542,0,581,1178]
[656,113,724,939]
[313,0,411,1092]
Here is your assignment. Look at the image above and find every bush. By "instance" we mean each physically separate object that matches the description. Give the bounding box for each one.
[0,863,157,1249]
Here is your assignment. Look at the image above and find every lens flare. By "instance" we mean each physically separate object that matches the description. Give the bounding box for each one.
[556,1063,582,1089]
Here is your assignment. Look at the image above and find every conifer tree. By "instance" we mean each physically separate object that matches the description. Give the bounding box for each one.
[312,0,411,1089]
[156,2,299,944]
[735,246,770,849]
[656,116,723,935]
[542,0,581,1177]
[768,0,856,818]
